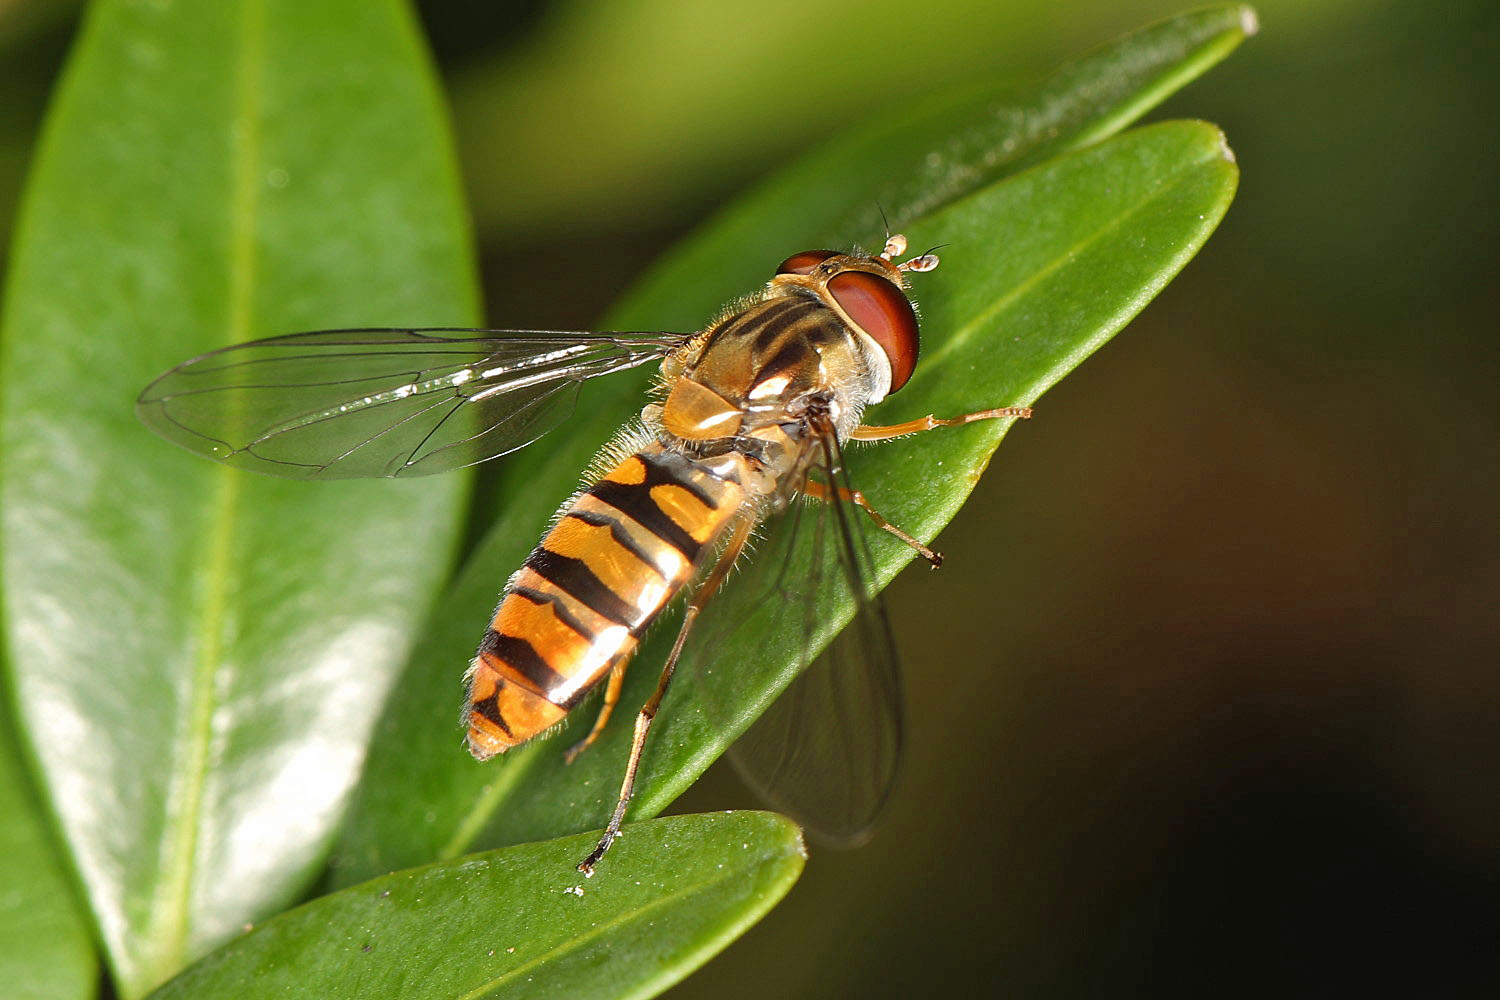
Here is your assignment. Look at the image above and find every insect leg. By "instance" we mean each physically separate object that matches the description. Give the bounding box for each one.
[803,480,942,568]
[563,658,628,765]
[577,513,759,875]
[849,405,1032,441]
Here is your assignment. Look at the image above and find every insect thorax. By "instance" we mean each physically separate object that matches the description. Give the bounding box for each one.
[653,292,877,480]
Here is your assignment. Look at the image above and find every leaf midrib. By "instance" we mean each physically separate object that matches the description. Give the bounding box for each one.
[145,0,265,984]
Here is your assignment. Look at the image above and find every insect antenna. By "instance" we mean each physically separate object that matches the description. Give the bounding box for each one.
[880,232,908,262]
[896,243,945,273]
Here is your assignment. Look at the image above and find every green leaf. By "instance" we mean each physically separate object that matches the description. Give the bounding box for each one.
[0,707,96,1000]
[334,7,1248,883]
[149,812,804,1000]
[0,1,477,995]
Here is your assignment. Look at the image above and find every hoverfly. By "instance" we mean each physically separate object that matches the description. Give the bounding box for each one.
[137,234,1031,873]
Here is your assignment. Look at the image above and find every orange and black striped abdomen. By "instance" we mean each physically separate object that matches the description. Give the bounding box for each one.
[465,443,745,759]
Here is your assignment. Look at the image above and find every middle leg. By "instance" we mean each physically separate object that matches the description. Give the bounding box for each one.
[563,657,628,765]
[803,479,942,568]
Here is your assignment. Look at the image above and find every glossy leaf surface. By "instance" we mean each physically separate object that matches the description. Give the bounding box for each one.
[151,812,803,1000]
[335,7,1248,882]
[0,1,477,994]
[0,710,96,1000]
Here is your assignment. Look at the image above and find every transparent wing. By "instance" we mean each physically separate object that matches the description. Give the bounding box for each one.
[136,327,685,479]
[693,426,904,845]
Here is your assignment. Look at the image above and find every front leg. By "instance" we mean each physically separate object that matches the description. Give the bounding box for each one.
[851,405,1032,441]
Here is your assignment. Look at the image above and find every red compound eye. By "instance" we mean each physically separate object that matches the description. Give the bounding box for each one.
[827,270,919,393]
[776,249,838,275]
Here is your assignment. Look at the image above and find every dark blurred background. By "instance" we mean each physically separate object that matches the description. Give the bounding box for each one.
[4,0,1496,995]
